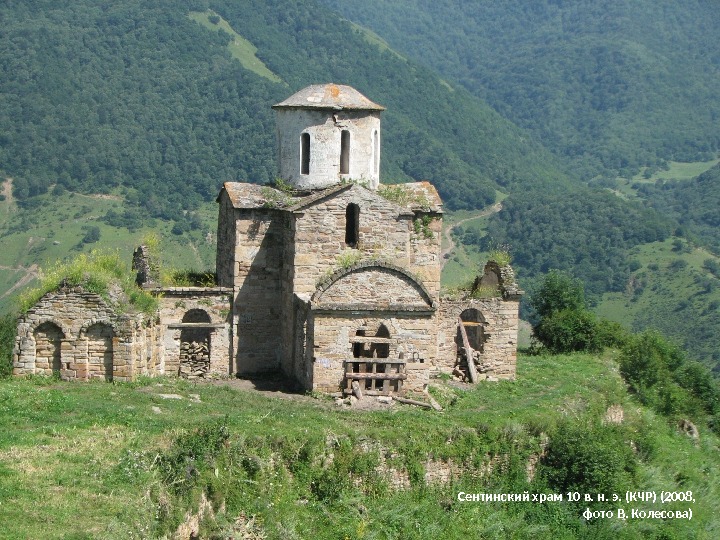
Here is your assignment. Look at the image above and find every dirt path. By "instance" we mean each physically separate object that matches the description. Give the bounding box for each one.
[441,202,502,267]
[0,263,40,300]
[1,178,14,207]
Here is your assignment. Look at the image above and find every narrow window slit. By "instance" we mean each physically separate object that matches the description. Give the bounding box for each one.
[301,132,310,175]
[345,203,359,247]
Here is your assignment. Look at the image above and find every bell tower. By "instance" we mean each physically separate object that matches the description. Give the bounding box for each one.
[272,84,384,190]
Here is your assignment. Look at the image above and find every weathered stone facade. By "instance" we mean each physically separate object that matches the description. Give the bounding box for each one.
[14,84,522,394]
[13,286,157,381]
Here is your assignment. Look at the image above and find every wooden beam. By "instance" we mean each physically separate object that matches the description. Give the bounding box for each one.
[349,336,395,344]
[393,396,433,409]
[345,358,406,365]
[457,317,478,383]
[345,372,407,381]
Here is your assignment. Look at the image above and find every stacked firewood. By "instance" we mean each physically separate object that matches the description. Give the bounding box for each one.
[179,340,210,379]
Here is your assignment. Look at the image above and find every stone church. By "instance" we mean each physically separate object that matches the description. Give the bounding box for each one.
[13,84,522,396]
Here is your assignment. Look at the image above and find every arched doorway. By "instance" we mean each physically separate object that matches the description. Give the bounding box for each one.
[455,309,487,380]
[456,309,487,352]
[34,322,64,376]
[349,322,401,393]
[179,309,211,378]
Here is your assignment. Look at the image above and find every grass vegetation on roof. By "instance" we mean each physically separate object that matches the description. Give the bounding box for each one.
[17,249,157,315]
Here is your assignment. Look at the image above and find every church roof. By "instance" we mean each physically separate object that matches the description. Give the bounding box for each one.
[272,84,385,111]
[218,181,442,213]
[218,182,273,209]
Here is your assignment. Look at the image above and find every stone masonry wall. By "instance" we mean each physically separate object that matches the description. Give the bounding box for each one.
[437,297,520,380]
[232,208,286,374]
[216,192,237,288]
[309,312,436,394]
[276,109,382,190]
[292,184,440,300]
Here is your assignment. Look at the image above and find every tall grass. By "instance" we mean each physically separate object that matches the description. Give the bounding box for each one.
[17,249,157,314]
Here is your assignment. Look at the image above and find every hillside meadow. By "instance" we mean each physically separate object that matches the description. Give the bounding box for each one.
[1,351,718,539]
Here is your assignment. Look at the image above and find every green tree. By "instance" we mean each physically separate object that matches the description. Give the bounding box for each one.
[529,269,586,322]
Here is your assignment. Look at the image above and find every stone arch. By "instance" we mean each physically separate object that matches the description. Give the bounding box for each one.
[33,321,64,375]
[180,309,211,378]
[84,322,115,382]
[352,321,392,360]
[78,318,118,336]
[182,309,212,324]
[312,261,435,309]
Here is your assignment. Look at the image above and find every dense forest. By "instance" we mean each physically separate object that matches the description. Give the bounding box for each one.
[321,0,720,181]
[460,188,675,300]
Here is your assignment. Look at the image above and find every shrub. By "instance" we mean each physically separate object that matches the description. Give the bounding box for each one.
[17,250,158,315]
[0,314,16,378]
[593,318,631,349]
[539,420,637,500]
[618,331,719,423]
[530,269,586,322]
[618,331,684,391]
[533,308,602,354]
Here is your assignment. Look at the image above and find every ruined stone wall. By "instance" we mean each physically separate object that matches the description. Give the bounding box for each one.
[155,288,232,378]
[275,109,381,189]
[280,214,298,381]
[408,211,442,298]
[437,297,520,380]
[13,287,152,382]
[232,208,286,374]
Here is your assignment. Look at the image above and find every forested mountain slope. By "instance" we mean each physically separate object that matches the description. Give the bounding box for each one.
[320,0,720,181]
[0,0,567,217]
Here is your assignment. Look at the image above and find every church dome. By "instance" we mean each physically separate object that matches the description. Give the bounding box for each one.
[273,84,383,190]
[272,83,385,111]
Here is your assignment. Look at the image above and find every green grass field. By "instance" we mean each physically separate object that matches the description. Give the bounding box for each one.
[595,237,720,368]
[0,351,717,539]
[614,156,720,199]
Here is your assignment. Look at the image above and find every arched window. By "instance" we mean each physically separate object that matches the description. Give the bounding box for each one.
[372,130,379,174]
[345,203,359,247]
[85,323,115,382]
[340,130,350,174]
[301,132,310,175]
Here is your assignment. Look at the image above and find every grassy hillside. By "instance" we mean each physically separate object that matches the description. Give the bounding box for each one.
[0,180,218,314]
[596,238,720,372]
[1,351,718,538]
